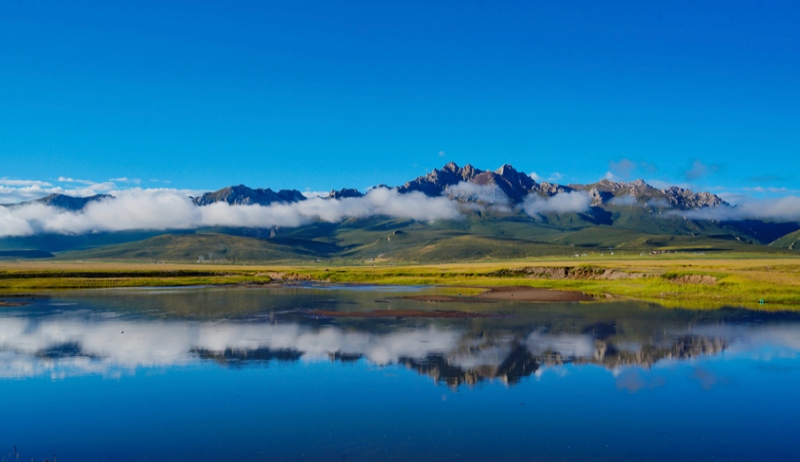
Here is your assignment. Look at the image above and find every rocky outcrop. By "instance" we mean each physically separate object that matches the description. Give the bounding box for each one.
[490,266,652,280]
[574,179,727,209]
[666,274,718,284]
[192,185,306,206]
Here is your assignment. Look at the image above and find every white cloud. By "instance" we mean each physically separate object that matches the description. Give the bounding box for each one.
[0,185,53,204]
[609,195,671,209]
[525,332,596,358]
[529,172,562,183]
[609,159,637,179]
[3,306,794,380]
[0,187,464,237]
[0,315,463,378]
[0,179,60,204]
[110,177,141,185]
[685,160,721,181]
[608,195,637,206]
[444,182,511,210]
[0,179,53,187]
[645,198,672,209]
[0,176,125,205]
[58,177,96,185]
[673,196,800,222]
[301,190,330,199]
[522,191,592,217]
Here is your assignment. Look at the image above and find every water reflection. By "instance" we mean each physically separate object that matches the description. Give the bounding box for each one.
[2,287,799,387]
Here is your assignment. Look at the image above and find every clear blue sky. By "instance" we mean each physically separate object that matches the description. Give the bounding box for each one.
[1,1,798,193]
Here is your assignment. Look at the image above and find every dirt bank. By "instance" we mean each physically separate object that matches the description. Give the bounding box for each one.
[476,286,594,302]
[491,266,652,280]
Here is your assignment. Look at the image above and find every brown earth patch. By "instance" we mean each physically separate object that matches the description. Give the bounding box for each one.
[476,286,593,302]
[397,295,493,303]
[307,309,500,319]
[668,274,717,284]
[258,272,317,281]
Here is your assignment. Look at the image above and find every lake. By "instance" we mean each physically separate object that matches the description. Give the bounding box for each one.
[1,285,799,461]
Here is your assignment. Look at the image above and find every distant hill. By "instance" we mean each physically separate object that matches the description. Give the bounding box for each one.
[0,250,54,259]
[1,162,798,262]
[59,233,312,262]
[58,218,792,264]
[771,229,800,250]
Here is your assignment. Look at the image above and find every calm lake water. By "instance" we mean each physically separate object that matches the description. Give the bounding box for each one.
[1,285,799,461]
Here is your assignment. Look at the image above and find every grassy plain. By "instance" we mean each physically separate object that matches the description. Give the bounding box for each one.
[0,253,798,310]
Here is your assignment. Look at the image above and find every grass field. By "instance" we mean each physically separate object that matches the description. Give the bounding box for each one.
[1,253,798,310]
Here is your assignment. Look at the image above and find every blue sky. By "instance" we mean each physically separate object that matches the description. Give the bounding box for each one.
[1,1,798,196]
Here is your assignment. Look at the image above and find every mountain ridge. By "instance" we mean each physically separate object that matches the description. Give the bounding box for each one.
[2,163,797,261]
[5,162,728,213]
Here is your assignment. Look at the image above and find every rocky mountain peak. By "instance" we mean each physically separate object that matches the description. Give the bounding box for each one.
[398,162,543,202]
[579,178,726,209]
[327,188,364,200]
[397,163,484,196]
[193,185,306,206]
[442,161,460,173]
[7,163,729,216]
[494,164,520,177]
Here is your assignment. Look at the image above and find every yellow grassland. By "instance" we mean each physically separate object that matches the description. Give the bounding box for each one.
[0,253,798,311]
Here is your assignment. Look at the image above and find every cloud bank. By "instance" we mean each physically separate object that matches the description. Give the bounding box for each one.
[0,188,465,237]
[671,195,800,222]
[444,182,512,212]
[0,309,796,380]
[0,180,608,237]
[522,191,592,216]
[0,176,128,204]
[1,178,798,237]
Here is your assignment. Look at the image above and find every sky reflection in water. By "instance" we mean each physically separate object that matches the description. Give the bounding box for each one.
[1,286,799,461]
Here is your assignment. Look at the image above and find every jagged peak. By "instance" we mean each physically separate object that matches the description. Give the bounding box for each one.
[583,178,727,209]
[494,164,520,176]
[594,178,652,189]
[194,184,306,206]
[442,161,460,173]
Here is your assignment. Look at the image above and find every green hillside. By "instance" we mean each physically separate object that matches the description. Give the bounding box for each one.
[4,163,798,263]
[58,233,311,263]
[56,216,795,263]
[771,229,800,250]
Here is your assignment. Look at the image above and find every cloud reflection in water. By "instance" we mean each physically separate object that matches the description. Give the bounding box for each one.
[2,305,797,387]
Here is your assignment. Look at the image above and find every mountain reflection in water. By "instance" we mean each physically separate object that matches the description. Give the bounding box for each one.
[1,287,797,387]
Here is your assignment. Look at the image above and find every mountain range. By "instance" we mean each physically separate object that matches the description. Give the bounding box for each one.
[1,163,798,262]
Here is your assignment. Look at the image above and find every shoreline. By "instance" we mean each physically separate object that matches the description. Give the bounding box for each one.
[1,258,799,311]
